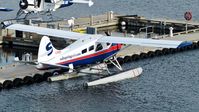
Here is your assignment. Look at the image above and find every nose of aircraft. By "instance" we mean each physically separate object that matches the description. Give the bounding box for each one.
[19,0,29,9]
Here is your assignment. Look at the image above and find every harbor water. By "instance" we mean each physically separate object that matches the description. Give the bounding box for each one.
[1,0,199,112]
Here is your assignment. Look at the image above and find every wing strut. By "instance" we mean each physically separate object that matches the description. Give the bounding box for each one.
[108,56,123,71]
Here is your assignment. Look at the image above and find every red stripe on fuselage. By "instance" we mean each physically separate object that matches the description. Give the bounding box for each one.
[58,44,122,65]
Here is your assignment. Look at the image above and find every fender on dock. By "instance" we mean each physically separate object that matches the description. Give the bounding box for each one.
[85,67,143,87]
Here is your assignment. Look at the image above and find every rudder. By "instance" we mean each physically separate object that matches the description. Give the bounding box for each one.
[38,36,57,63]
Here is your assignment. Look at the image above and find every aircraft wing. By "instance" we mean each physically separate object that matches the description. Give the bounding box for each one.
[97,36,192,48]
[6,24,192,48]
[6,24,88,40]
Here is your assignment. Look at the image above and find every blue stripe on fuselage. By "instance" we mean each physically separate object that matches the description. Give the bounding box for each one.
[61,49,119,67]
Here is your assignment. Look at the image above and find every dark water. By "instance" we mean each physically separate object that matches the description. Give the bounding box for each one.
[1,0,199,112]
[1,48,199,112]
[1,0,199,21]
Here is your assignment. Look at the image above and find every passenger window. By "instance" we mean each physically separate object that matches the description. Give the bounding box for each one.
[96,44,103,51]
[89,45,94,51]
[82,49,87,54]
[106,43,111,46]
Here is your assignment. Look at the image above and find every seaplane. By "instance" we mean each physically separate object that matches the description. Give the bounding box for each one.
[16,0,94,19]
[3,23,192,87]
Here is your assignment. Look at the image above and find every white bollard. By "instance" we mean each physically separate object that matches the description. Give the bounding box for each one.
[110,11,114,20]
[68,17,75,30]
[169,27,174,37]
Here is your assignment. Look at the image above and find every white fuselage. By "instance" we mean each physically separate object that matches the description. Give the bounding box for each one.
[37,36,122,69]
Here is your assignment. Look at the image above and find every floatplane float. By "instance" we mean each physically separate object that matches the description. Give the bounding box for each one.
[3,22,191,87]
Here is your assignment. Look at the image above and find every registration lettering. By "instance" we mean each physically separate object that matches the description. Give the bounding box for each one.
[60,53,81,60]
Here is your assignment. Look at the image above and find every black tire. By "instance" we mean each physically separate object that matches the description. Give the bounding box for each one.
[3,80,13,89]
[33,74,44,83]
[0,83,3,91]
[43,72,52,80]
[13,78,23,87]
[192,43,198,49]
[52,70,61,76]
[23,76,34,85]
[162,48,169,55]
[131,54,139,61]
[169,48,176,54]
[124,56,132,63]
[140,53,148,59]
[117,57,124,64]
[187,45,193,50]
[147,51,155,58]
[182,46,188,51]
[154,50,162,56]
[107,63,113,68]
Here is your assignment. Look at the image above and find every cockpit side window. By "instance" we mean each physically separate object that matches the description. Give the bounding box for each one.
[96,43,103,51]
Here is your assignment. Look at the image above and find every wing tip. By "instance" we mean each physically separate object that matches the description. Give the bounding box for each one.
[177,41,193,48]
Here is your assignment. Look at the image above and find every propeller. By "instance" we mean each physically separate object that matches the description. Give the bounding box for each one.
[105,31,111,36]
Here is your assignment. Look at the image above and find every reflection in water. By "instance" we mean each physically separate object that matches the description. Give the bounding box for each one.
[0,45,38,66]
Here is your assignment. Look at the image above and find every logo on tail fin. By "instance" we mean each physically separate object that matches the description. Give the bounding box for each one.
[46,42,53,56]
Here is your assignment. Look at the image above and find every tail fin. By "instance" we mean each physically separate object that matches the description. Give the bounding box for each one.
[38,36,58,63]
